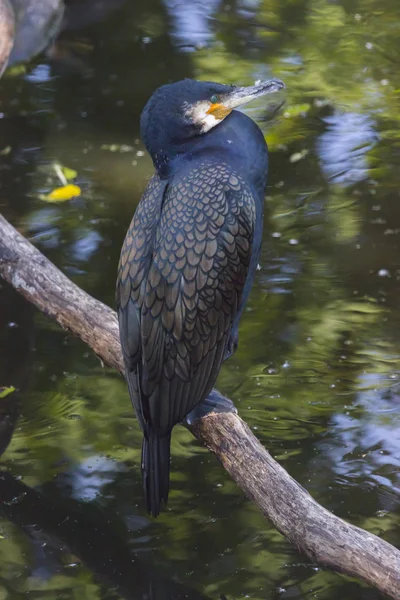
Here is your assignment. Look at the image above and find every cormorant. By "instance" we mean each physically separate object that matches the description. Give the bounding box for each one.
[116,77,284,516]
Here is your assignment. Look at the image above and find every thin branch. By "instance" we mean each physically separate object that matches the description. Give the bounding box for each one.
[0,214,399,599]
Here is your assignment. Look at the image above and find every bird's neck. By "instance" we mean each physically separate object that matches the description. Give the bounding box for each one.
[152,111,269,193]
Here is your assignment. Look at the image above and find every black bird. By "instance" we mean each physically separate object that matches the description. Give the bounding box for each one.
[116,77,284,516]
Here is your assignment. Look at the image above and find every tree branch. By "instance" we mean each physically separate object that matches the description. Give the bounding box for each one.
[0,213,399,599]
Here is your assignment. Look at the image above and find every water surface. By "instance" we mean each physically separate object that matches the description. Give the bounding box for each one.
[0,1,399,598]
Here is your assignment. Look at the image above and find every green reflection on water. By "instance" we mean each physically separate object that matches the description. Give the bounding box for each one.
[0,0,399,599]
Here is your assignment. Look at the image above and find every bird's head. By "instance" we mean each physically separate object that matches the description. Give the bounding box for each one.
[140,78,284,176]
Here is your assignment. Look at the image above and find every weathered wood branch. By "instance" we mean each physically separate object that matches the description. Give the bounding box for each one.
[0,213,399,599]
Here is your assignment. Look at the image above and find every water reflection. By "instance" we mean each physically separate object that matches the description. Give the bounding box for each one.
[8,0,64,66]
[0,473,214,600]
[5,0,130,71]
[320,384,400,494]
[62,0,128,31]
[318,112,378,185]
[0,0,400,599]
[163,0,221,50]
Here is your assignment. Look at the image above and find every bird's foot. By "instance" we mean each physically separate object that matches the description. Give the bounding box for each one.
[224,329,238,360]
[184,389,237,426]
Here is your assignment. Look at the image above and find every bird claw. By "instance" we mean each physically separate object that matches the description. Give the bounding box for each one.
[224,329,238,360]
[184,389,237,426]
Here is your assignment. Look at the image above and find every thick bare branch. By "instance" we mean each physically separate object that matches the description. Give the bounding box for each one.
[0,213,399,599]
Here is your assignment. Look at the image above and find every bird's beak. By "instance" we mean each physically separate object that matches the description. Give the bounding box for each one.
[224,79,285,109]
[207,79,285,118]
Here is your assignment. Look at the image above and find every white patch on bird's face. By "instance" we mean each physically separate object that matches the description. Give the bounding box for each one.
[201,112,220,132]
[184,100,221,133]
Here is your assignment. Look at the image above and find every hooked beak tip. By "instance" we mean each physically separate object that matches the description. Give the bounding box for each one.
[256,78,285,94]
[274,78,285,90]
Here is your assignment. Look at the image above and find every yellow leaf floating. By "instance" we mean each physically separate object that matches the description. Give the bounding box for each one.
[62,166,78,180]
[45,184,81,202]
[0,386,15,399]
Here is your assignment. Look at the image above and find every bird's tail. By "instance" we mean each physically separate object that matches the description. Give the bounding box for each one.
[141,429,171,517]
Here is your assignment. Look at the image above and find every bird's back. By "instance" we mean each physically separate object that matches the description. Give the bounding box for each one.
[118,157,256,431]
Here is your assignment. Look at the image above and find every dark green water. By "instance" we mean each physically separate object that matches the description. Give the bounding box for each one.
[0,1,399,598]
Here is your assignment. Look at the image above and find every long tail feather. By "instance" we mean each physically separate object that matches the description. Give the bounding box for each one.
[141,430,171,517]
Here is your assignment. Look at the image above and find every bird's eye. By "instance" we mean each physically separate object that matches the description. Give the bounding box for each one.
[210,94,219,104]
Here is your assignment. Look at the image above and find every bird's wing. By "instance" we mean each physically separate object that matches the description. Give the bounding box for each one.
[139,161,256,433]
[116,174,168,429]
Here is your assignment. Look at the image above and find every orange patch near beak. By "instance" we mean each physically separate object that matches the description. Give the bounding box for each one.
[206,103,232,120]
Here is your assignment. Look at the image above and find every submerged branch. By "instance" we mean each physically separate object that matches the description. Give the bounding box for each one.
[0,213,399,599]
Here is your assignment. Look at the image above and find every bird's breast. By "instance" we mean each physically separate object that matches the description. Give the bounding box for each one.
[173,111,269,198]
